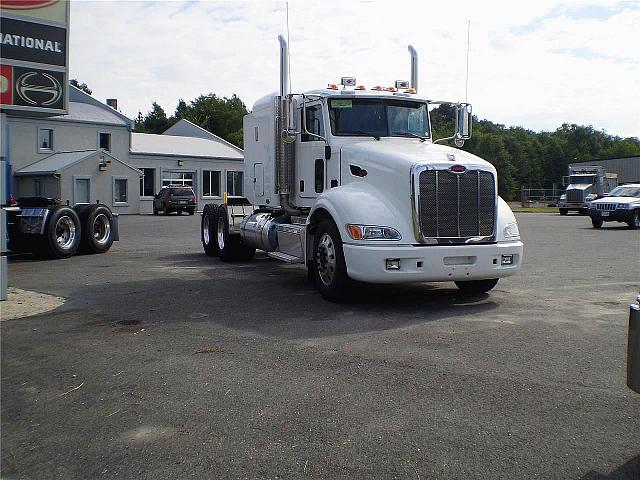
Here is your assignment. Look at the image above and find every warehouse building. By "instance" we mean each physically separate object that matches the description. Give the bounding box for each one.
[570,157,640,184]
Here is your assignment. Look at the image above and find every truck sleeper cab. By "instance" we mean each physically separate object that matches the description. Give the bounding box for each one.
[200,37,523,300]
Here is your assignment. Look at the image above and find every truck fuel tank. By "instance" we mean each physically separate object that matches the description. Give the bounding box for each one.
[240,212,286,252]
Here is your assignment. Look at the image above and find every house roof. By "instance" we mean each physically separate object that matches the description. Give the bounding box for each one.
[64,85,133,127]
[162,119,244,154]
[15,150,141,176]
[130,132,243,159]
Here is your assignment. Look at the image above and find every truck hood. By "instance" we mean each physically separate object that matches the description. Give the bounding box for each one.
[340,138,497,174]
[567,183,593,190]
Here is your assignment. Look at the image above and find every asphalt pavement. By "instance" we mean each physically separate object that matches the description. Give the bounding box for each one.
[2,212,639,479]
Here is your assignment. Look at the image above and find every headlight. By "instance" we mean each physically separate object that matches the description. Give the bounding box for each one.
[586,194,597,201]
[346,224,401,240]
[503,222,520,241]
[619,203,630,209]
[560,194,566,200]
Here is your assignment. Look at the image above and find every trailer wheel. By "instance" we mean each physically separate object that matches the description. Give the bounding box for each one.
[201,204,219,257]
[312,218,351,301]
[216,205,255,262]
[629,210,640,230]
[78,204,115,254]
[591,218,603,229]
[559,208,568,216]
[455,278,499,294]
[37,205,82,259]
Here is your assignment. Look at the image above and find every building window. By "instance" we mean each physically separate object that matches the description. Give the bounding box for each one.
[99,132,111,152]
[202,170,221,197]
[113,178,128,204]
[226,171,243,196]
[38,128,53,152]
[34,179,42,196]
[162,171,193,188]
[139,168,155,197]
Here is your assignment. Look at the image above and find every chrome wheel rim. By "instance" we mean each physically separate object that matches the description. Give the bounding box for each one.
[55,215,76,250]
[217,216,225,250]
[316,233,336,286]
[203,214,210,245]
[92,213,111,245]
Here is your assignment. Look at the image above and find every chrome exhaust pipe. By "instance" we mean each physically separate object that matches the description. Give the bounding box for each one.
[408,45,418,93]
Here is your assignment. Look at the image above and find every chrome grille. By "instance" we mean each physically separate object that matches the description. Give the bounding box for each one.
[596,203,617,211]
[566,189,584,202]
[417,169,495,241]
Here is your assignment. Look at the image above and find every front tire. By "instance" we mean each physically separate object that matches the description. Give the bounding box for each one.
[312,218,351,301]
[591,218,603,229]
[559,208,568,216]
[37,206,82,259]
[629,210,640,230]
[455,278,499,294]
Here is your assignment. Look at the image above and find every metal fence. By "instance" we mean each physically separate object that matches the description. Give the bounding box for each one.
[519,187,562,207]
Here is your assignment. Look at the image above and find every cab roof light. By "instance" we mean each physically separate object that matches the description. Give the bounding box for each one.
[405,88,417,94]
[371,85,383,91]
[355,85,366,90]
[385,87,398,92]
[327,83,339,90]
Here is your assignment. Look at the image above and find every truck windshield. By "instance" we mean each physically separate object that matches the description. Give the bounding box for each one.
[608,186,640,197]
[569,175,596,184]
[328,98,429,139]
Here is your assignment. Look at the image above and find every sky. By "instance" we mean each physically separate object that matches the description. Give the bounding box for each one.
[69,0,639,138]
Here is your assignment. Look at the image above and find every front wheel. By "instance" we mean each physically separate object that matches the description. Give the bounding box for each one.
[628,210,640,230]
[559,208,568,216]
[455,278,499,294]
[591,218,603,229]
[312,219,351,301]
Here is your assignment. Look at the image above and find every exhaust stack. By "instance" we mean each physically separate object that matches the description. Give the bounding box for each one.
[408,45,418,93]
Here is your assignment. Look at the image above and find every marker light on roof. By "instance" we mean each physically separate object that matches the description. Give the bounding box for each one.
[371,86,383,91]
[385,87,398,92]
[355,85,366,90]
[327,84,338,90]
[405,88,417,94]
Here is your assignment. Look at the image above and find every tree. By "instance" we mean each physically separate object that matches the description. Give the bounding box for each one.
[70,79,92,95]
[142,102,171,134]
[134,111,146,133]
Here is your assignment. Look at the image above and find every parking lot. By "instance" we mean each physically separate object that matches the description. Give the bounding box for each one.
[2,212,639,479]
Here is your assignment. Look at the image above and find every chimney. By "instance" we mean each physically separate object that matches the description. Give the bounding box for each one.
[106,98,118,110]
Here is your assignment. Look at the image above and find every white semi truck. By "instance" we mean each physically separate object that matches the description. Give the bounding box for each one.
[200,37,523,300]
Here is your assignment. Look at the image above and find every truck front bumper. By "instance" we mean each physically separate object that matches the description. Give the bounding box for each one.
[343,241,523,284]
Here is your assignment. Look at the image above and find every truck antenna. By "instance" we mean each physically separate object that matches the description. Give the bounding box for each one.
[465,20,471,102]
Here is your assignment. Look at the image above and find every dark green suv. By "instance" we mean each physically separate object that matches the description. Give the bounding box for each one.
[153,186,196,215]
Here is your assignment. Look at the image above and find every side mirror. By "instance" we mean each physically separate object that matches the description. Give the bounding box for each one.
[325,145,332,160]
[455,103,472,146]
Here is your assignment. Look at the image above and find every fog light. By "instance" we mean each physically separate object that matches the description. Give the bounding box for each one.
[501,254,514,266]
[386,258,401,270]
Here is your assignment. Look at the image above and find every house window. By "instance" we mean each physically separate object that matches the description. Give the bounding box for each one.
[38,128,53,152]
[99,132,111,152]
[202,170,221,197]
[162,171,193,188]
[139,168,155,197]
[114,178,128,204]
[226,171,243,196]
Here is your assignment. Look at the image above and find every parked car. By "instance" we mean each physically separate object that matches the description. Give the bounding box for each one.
[153,186,196,215]
[588,184,640,229]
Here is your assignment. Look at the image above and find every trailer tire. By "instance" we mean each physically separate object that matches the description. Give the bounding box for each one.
[591,218,603,229]
[312,218,351,301]
[455,278,499,294]
[201,204,219,257]
[629,210,640,230]
[216,205,255,262]
[37,205,82,259]
[78,204,115,254]
[559,208,568,216]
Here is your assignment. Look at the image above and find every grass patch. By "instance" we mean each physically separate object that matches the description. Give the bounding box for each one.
[512,206,559,213]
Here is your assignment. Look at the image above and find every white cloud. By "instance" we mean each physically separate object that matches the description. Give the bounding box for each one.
[69,0,639,137]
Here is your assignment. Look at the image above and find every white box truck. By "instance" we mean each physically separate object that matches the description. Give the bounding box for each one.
[200,36,523,300]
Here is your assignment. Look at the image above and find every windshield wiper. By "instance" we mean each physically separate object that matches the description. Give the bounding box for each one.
[391,131,428,142]
[344,131,381,141]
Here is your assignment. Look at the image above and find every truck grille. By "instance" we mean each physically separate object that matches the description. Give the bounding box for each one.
[596,203,617,211]
[417,169,495,240]
[566,189,584,203]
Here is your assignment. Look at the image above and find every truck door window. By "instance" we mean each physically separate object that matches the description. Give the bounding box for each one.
[301,104,324,142]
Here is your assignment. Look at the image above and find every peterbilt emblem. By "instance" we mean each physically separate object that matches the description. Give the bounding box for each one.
[15,71,61,106]
[450,164,466,173]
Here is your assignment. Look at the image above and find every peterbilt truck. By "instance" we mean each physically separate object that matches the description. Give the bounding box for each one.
[558,165,618,215]
[200,36,523,300]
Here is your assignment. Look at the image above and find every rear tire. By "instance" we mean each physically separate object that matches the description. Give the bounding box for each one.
[201,204,219,257]
[455,278,499,294]
[163,206,170,216]
[311,218,351,301]
[216,205,255,262]
[629,210,640,230]
[79,204,115,254]
[188,208,195,215]
[591,218,603,229]
[559,208,568,216]
[37,206,82,259]
[176,209,182,216]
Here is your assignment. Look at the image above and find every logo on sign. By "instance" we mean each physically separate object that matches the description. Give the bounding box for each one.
[16,71,61,106]
[1,0,59,10]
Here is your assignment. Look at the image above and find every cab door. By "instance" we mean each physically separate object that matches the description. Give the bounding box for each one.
[295,103,327,199]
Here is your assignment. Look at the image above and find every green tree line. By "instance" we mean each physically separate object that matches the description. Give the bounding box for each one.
[135,95,640,200]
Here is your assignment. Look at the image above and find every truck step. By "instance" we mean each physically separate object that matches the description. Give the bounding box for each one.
[268,251,303,264]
